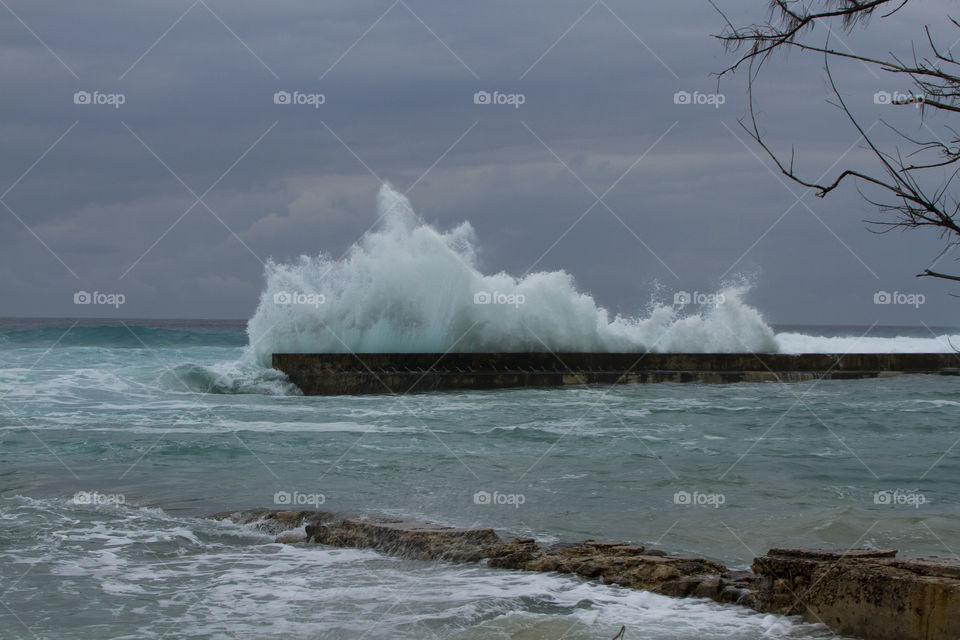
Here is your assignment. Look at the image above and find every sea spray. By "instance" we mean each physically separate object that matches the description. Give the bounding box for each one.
[245,184,778,365]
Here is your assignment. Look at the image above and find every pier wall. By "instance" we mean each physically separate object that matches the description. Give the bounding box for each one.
[271,352,960,395]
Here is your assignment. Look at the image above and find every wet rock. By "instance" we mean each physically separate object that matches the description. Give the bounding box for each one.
[294,514,726,593]
[486,537,541,570]
[892,555,960,579]
[692,575,722,599]
[719,585,751,604]
[767,547,899,560]
[508,541,725,592]
[541,542,579,554]
[751,548,960,640]
[570,561,605,578]
[304,518,504,562]
[583,540,631,549]
[721,569,757,584]
[658,575,705,597]
[208,510,960,640]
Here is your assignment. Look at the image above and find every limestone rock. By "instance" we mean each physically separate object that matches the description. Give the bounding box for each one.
[207,509,960,640]
[751,548,960,640]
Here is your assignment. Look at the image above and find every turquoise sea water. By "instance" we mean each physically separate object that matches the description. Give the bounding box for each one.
[1,319,958,639]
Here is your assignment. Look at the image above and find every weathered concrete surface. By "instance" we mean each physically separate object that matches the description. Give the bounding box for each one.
[211,510,960,640]
[751,548,960,640]
[272,352,960,395]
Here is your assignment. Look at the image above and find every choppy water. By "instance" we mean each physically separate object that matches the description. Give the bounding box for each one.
[1,319,958,639]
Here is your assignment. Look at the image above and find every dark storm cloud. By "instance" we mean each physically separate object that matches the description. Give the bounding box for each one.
[0,0,955,325]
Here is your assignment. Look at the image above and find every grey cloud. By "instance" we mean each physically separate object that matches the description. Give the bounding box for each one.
[0,0,955,325]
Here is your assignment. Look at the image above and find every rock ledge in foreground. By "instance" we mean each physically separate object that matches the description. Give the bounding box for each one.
[209,509,960,640]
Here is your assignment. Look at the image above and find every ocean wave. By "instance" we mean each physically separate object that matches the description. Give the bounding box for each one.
[160,362,300,395]
[245,184,778,365]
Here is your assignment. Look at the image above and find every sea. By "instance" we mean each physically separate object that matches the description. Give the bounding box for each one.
[2,186,958,639]
[1,318,958,640]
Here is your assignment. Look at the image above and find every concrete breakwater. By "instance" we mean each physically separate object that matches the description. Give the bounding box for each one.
[213,509,960,640]
[271,352,960,395]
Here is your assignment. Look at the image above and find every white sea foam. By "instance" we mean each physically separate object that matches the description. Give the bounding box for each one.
[775,332,960,354]
[0,498,838,639]
[245,184,779,365]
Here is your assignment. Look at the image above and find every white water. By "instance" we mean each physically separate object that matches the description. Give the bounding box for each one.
[1,497,841,639]
[246,185,779,364]
[244,184,960,363]
[776,332,960,354]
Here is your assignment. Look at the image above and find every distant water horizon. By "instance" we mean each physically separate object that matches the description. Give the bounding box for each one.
[2,316,959,344]
[4,316,960,330]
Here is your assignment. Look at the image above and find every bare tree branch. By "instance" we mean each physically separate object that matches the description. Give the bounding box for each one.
[713,0,960,283]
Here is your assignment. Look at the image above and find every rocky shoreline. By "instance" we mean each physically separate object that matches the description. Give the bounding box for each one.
[211,509,960,640]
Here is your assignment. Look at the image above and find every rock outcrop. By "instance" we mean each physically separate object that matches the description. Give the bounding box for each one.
[751,548,960,640]
[487,538,727,594]
[210,509,960,640]
[306,518,505,563]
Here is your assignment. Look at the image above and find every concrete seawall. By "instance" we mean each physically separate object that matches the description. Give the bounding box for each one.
[272,352,959,395]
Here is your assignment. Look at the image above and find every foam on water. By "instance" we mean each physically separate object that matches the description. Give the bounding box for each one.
[161,361,300,395]
[245,184,778,365]
[0,497,842,639]
[775,332,960,353]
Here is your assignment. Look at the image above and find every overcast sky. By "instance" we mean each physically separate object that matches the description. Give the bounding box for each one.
[0,0,956,325]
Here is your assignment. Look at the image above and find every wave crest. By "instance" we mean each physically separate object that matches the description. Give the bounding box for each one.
[162,362,300,395]
[245,184,777,365]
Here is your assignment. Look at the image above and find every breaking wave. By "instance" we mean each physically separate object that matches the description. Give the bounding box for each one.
[245,184,778,365]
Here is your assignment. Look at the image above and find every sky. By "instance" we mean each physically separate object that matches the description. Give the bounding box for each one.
[0,0,956,326]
